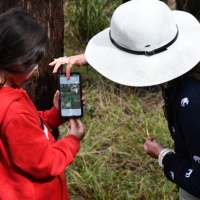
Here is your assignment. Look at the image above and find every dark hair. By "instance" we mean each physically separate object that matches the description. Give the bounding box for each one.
[187,62,200,81]
[0,8,50,85]
[170,62,200,92]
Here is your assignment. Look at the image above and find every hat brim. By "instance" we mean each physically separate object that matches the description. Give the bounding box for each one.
[85,11,200,87]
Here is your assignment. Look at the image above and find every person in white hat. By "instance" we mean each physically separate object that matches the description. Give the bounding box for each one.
[50,0,200,199]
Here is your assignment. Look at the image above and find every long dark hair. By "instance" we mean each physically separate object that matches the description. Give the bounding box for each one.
[0,8,50,86]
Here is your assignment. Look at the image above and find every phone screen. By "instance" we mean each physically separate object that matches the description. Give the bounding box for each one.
[59,73,83,118]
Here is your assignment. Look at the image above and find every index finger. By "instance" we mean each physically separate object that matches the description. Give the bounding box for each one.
[53,60,68,73]
[52,57,69,73]
[66,56,82,80]
[66,63,73,80]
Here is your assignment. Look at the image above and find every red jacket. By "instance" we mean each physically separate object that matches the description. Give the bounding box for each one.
[0,85,80,200]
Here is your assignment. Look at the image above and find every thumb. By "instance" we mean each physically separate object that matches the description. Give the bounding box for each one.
[148,137,153,141]
[54,90,60,101]
[75,56,88,67]
[76,59,85,67]
[69,119,77,130]
[146,140,153,146]
[53,90,60,110]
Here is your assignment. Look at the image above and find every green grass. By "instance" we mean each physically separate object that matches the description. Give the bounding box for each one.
[62,1,177,199]
[59,77,178,200]
[64,0,122,44]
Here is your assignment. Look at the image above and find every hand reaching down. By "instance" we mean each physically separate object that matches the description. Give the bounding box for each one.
[49,54,88,80]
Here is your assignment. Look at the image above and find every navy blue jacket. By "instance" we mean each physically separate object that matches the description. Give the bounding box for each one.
[163,76,200,198]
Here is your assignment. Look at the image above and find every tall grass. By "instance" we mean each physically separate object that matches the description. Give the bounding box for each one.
[64,0,122,44]
[59,77,178,200]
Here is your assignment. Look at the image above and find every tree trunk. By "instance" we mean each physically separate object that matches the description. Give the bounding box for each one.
[0,0,64,140]
[176,0,200,21]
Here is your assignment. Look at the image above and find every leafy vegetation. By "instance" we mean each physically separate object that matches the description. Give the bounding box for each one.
[60,84,81,109]
[61,85,75,109]
[61,91,75,109]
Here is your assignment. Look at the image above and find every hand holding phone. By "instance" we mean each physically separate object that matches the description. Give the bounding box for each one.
[58,73,83,119]
[68,119,85,141]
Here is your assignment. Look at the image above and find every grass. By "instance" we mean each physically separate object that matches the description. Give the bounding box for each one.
[62,1,178,199]
[59,76,178,200]
[64,0,122,44]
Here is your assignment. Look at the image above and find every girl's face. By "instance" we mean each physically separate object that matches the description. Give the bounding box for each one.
[4,65,38,87]
[12,65,38,84]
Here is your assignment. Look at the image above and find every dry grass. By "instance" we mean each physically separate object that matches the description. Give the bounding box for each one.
[59,75,178,200]
[62,1,178,199]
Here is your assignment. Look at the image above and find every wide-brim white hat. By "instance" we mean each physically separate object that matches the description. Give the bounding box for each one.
[85,0,200,87]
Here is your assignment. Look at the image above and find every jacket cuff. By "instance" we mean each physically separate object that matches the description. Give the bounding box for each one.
[48,106,68,128]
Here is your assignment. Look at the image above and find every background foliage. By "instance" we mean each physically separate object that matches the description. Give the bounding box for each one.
[64,0,122,43]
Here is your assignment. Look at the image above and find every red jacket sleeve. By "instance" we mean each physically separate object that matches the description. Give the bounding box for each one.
[4,113,80,180]
[38,106,67,129]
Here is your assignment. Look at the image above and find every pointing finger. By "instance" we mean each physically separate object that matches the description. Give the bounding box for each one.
[66,63,73,80]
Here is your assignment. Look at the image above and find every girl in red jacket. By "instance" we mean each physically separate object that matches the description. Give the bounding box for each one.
[0,8,85,200]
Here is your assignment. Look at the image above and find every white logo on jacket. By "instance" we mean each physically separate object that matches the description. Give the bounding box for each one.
[44,125,49,140]
[185,169,193,178]
[181,98,189,107]
[193,156,200,163]
[170,171,174,180]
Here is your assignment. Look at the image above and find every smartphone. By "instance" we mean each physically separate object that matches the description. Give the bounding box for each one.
[58,73,83,119]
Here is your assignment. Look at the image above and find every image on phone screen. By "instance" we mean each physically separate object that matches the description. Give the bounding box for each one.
[59,73,82,118]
